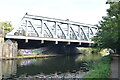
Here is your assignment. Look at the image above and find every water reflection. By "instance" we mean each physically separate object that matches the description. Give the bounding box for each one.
[0,61,2,80]
[0,60,17,79]
[20,60,32,66]
[0,55,88,79]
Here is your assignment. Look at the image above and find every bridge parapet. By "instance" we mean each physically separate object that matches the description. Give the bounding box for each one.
[6,13,98,44]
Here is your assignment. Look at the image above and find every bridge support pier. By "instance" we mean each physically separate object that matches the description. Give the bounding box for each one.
[1,40,18,58]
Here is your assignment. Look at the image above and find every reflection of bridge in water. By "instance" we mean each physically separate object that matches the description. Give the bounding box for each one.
[5,13,98,49]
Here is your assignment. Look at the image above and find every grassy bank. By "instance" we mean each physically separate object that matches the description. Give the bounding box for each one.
[84,55,112,78]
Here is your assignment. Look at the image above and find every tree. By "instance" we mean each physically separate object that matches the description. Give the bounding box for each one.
[93,2,120,54]
[0,22,13,35]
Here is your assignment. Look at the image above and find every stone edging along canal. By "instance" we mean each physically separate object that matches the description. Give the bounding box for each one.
[0,55,63,60]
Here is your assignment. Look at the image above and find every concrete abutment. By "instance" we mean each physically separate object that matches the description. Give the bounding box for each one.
[0,36,18,58]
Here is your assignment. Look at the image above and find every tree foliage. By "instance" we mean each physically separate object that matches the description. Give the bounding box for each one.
[93,2,120,53]
[0,22,13,35]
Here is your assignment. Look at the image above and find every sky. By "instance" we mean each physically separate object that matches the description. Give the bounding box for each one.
[0,0,109,27]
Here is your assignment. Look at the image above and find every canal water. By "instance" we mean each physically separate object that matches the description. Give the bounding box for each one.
[0,55,89,79]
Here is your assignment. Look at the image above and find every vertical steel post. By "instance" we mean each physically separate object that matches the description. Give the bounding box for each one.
[78,26,80,40]
[41,20,44,37]
[88,27,89,39]
[25,20,28,36]
[88,26,91,40]
[67,24,70,39]
[54,22,57,38]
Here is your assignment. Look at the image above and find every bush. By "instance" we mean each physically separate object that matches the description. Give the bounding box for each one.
[17,50,23,56]
[76,53,102,62]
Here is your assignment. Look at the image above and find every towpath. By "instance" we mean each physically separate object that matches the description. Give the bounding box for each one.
[110,55,119,79]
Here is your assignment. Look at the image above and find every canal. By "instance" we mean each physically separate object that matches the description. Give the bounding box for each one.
[0,55,89,79]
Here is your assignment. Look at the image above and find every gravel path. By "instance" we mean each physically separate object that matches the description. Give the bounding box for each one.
[110,56,119,79]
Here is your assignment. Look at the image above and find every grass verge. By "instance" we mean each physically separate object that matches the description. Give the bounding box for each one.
[84,55,112,78]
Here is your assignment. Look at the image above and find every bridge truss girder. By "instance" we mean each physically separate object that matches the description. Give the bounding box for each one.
[6,13,98,44]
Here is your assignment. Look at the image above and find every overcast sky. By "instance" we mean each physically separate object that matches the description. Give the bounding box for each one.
[0,0,109,27]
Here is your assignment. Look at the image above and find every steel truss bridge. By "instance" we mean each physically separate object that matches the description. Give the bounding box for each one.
[5,13,98,47]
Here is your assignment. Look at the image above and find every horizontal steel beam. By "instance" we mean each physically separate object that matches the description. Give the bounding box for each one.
[24,13,97,29]
[5,35,94,44]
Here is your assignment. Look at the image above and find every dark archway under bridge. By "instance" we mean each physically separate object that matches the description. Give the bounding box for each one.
[5,38,90,49]
[4,38,91,55]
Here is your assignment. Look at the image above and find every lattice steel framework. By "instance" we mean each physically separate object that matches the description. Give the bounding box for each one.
[6,13,98,43]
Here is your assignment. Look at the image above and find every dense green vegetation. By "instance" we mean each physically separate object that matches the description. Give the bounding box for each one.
[84,55,112,78]
[84,2,119,78]
[93,2,120,54]
[76,48,102,62]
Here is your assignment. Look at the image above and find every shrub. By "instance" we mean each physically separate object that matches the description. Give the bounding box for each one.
[17,50,23,56]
